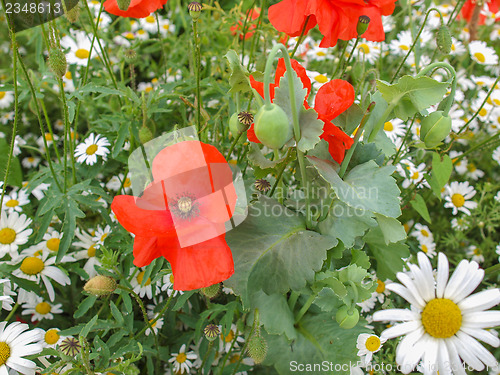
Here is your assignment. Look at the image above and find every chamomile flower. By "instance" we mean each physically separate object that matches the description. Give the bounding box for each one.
[492,146,500,166]
[0,211,32,257]
[21,156,41,169]
[402,162,427,189]
[36,328,65,349]
[73,228,100,278]
[411,223,433,243]
[12,251,71,301]
[36,133,59,150]
[0,111,14,124]
[219,324,245,353]
[356,333,386,366]
[305,70,329,92]
[92,225,110,247]
[145,313,164,336]
[449,37,466,56]
[419,239,437,258]
[444,181,478,215]
[139,14,160,33]
[168,344,197,374]
[21,296,63,322]
[496,244,500,263]
[0,91,14,108]
[40,230,63,254]
[451,217,469,231]
[373,252,500,375]
[383,119,406,143]
[469,41,499,65]
[466,162,485,180]
[466,245,485,264]
[2,190,30,213]
[74,133,110,165]
[131,269,154,299]
[0,279,15,311]
[355,41,381,64]
[449,151,468,175]
[358,294,377,313]
[161,273,184,297]
[60,30,98,66]
[0,321,43,375]
[106,173,132,193]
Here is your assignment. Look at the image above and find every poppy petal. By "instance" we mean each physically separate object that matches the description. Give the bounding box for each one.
[314,79,355,122]
[104,0,168,18]
[132,236,162,268]
[247,124,261,143]
[268,0,317,37]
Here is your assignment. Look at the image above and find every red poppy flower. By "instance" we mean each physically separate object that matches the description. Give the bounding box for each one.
[461,0,500,24]
[111,141,237,291]
[268,0,397,47]
[230,8,261,40]
[248,59,355,164]
[104,0,168,18]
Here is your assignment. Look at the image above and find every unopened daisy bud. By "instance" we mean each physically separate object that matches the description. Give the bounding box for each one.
[247,332,267,364]
[436,25,452,55]
[48,48,67,78]
[188,2,203,19]
[139,125,153,144]
[201,283,220,299]
[203,324,220,341]
[123,48,137,64]
[65,4,80,23]
[237,111,254,128]
[356,15,370,36]
[117,0,131,11]
[254,179,271,193]
[84,275,117,296]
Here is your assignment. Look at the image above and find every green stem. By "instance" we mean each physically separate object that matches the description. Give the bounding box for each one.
[133,292,174,339]
[367,100,398,143]
[294,293,317,324]
[246,0,266,70]
[288,291,299,311]
[290,15,311,59]
[453,132,500,164]
[3,303,19,322]
[269,148,293,197]
[240,0,258,62]
[447,0,466,26]
[231,310,259,375]
[339,37,360,79]
[391,115,416,164]
[347,281,359,314]
[192,18,201,134]
[332,41,349,79]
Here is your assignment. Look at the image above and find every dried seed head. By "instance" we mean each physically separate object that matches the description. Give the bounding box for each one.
[60,337,81,357]
[203,324,220,341]
[237,111,254,127]
[356,15,370,36]
[254,179,271,193]
[188,2,202,19]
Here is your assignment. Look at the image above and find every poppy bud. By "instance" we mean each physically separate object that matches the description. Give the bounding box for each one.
[254,104,292,149]
[84,275,117,296]
[123,49,137,64]
[116,0,131,11]
[201,283,220,298]
[48,48,67,78]
[203,324,220,341]
[356,15,370,36]
[139,125,153,144]
[65,4,80,23]
[247,331,267,364]
[188,2,203,20]
[420,111,452,148]
[436,25,452,55]
[336,305,359,329]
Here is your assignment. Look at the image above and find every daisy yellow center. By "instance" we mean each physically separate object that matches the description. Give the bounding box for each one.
[45,133,53,141]
[125,32,135,39]
[100,233,108,241]
[75,49,90,59]
[365,336,381,352]
[47,238,60,252]
[478,108,487,117]
[420,229,429,237]
[451,193,465,207]
[376,280,385,293]
[123,178,131,188]
[87,245,96,257]
[229,354,240,363]
[86,144,98,155]
[399,45,409,51]
[169,274,174,283]
[0,342,10,366]
[65,71,72,80]
[473,248,481,255]
[421,298,462,338]
[145,86,153,93]
[176,352,187,363]
[314,74,328,84]
[5,199,19,207]
[136,271,151,286]
[0,92,6,100]
[224,330,234,343]
[384,121,394,131]
[20,257,45,275]
[316,51,326,57]
[474,52,485,63]
[45,329,60,345]
[467,164,477,172]
[145,15,155,23]
[359,44,370,54]
[421,244,428,253]
[0,228,16,244]
[149,319,157,328]
[36,301,52,315]
[411,171,419,180]
[178,197,192,213]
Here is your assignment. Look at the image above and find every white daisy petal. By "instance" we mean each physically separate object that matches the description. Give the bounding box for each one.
[396,272,427,307]
[459,327,500,347]
[443,259,470,299]
[373,309,418,322]
[436,252,449,298]
[380,321,421,340]
[458,288,500,313]
[445,339,467,375]
[457,331,497,368]
[386,283,425,309]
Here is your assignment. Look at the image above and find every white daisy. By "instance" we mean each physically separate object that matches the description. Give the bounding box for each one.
[130,269,154,299]
[469,41,499,65]
[73,228,101,278]
[40,229,63,254]
[357,294,377,313]
[356,333,386,366]
[418,239,437,258]
[449,38,466,56]
[0,279,15,311]
[466,245,485,264]
[492,146,500,166]
[444,181,478,215]
[161,272,184,297]
[401,162,427,189]
[145,313,164,336]
[496,244,500,263]
[36,133,59,150]
[0,91,14,109]
[305,70,329,92]
[0,111,14,125]
[451,217,469,231]
[449,151,468,175]
[373,252,500,375]
[168,344,197,374]
[0,211,32,257]
[466,162,485,181]
[218,324,245,353]
[0,321,43,375]
[21,295,63,322]
[74,133,110,165]
[411,223,433,244]
[36,327,66,349]
[60,30,98,67]
[159,18,176,35]
[383,118,406,143]
[92,225,110,247]
[355,41,381,64]
[2,190,30,213]
[106,173,132,193]
[21,156,41,169]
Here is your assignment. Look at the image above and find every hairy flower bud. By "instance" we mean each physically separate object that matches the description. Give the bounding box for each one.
[201,283,220,298]
[65,4,80,23]
[247,331,267,364]
[84,275,117,296]
[356,15,370,36]
[436,25,452,55]
[48,48,67,78]
[139,125,153,144]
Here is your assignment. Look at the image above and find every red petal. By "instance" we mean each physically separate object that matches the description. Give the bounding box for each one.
[314,79,355,122]
[132,236,162,267]
[275,59,311,100]
[104,0,168,18]
[247,124,261,143]
[268,0,316,37]
[320,122,354,164]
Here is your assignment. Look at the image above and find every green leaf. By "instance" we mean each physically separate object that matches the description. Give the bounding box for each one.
[74,295,97,319]
[313,287,340,312]
[350,249,371,269]
[332,103,364,135]
[309,157,401,218]
[273,67,308,130]
[225,196,337,308]
[364,226,410,280]
[247,143,287,169]
[57,198,85,263]
[297,107,323,152]
[315,275,347,299]
[225,50,251,94]
[431,152,453,189]
[377,76,449,120]
[80,314,99,338]
[109,300,124,325]
[374,213,407,244]
[338,264,368,284]
[0,138,23,187]
[410,193,432,223]
[252,291,297,340]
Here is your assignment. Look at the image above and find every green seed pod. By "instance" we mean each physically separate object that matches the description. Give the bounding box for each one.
[229,113,240,136]
[201,283,220,299]
[117,0,131,11]
[139,125,153,144]
[247,331,267,364]
[420,111,452,148]
[436,25,452,55]
[356,15,370,36]
[188,2,203,20]
[84,275,117,296]
[254,104,292,149]
[48,48,67,78]
[335,305,359,329]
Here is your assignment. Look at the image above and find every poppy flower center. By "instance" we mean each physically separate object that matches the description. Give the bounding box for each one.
[474,52,485,63]
[75,49,90,59]
[5,199,19,207]
[45,329,60,345]
[20,257,45,275]
[47,238,60,252]
[0,228,16,245]
[451,193,465,207]
[86,144,98,155]
[36,301,52,314]
[0,342,10,366]
[375,280,385,293]
[421,298,462,338]
[364,336,381,352]
[176,352,187,363]
[170,195,199,220]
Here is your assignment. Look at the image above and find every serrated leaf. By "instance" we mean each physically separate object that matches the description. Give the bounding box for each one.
[0,138,23,187]
[313,287,339,312]
[225,50,251,94]
[74,295,97,319]
[374,213,407,244]
[109,300,124,325]
[350,249,371,269]
[410,193,432,223]
[225,196,337,308]
[57,199,85,263]
[252,291,297,340]
[316,276,347,298]
[338,264,368,284]
[377,76,449,120]
[80,314,98,338]
[297,107,323,152]
[273,67,308,130]
[309,157,401,218]
[247,143,287,169]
